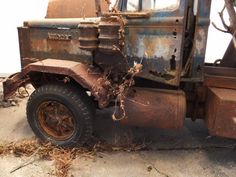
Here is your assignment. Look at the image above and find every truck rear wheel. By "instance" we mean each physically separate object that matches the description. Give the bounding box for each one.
[26,83,94,147]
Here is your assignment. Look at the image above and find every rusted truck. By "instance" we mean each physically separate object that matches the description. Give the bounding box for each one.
[3,0,236,146]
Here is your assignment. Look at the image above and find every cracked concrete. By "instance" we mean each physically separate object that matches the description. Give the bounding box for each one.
[0,156,53,177]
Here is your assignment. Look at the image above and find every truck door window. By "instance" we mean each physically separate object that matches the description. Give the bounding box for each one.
[127,0,139,11]
[125,0,179,12]
[142,0,154,10]
[143,0,180,11]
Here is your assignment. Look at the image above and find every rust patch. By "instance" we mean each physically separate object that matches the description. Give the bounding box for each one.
[3,59,110,108]
[98,16,123,52]
[37,101,76,141]
[46,0,109,18]
[118,88,186,130]
[206,87,236,139]
[78,22,99,51]
[204,66,236,90]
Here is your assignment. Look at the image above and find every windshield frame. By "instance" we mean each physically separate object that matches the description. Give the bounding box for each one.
[115,0,180,13]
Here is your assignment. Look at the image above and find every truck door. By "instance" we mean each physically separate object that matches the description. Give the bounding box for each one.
[120,0,188,86]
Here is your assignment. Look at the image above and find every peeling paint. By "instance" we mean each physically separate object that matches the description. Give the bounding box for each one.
[195,29,206,56]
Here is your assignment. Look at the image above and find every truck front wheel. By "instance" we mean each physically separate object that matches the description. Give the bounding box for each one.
[26,83,94,147]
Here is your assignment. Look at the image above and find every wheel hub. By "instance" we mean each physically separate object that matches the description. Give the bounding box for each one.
[37,101,76,141]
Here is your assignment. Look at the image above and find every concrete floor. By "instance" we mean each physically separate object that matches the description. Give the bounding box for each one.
[0,86,235,177]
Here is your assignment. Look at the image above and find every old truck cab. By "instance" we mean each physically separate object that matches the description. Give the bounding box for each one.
[3,0,236,147]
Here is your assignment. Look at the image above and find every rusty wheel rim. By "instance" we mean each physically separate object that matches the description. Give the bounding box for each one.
[37,101,76,141]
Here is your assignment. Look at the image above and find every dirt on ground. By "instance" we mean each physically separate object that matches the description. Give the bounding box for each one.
[0,80,235,177]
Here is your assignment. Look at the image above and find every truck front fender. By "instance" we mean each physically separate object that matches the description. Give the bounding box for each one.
[3,59,109,108]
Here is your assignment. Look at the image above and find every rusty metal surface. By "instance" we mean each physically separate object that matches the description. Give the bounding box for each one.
[204,66,236,90]
[37,101,76,141]
[98,17,121,52]
[119,88,186,130]
[3,73,30,100]
[204,66,236,77]
[46,0,109,18]
[18,26,94,68]
[3,59,110,108]
[122,0,188,86]
[78,22,99,50]
[20,18,101,67]
[189,0,212,80]
[205,87,236,139]
[204,75,236,90]
[23,59,102,90]
[18,0,212,87]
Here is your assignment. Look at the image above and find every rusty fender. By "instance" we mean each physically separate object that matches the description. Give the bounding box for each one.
[119,88,186,130]
[3,59,109,108]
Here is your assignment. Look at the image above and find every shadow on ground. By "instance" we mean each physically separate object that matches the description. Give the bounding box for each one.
[0,95,235,177]
[94,108,236,150]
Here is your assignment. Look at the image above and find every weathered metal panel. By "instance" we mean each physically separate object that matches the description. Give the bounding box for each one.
[3,59,110,108]
[190,0,212,80]
[98,17,121,52]
[46,0,109,18]
[23,59,101,90]
[18,26,94,67]
[204,66,236,90]
[119,88,186,130]
[19,0,192,87]
[123,0,188,86]
[78,22,99,50]
[18,27,31,68]
[3,72,30,100]
[206,87,236,139]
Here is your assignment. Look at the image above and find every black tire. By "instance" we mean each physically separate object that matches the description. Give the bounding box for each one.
[26,83,94,147]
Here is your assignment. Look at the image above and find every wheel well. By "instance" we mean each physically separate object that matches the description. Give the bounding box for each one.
[28,72,78,88]
[27,71,98,107]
